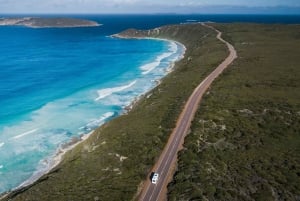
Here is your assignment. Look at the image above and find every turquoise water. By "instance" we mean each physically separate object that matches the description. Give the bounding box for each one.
[1,14,300,193]
[0,20,185,193]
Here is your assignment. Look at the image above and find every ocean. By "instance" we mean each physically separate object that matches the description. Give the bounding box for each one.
[0,14,299,193]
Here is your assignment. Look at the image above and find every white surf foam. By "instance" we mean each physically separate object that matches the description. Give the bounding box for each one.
[168,41,178,52]
[11,128,39,140]
[95,80,137,101]
[85,112,114,129]
[140,61,161,75]
[0,39,186,194]
[140,41,178,75]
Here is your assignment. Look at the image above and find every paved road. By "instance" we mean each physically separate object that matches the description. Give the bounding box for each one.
[138,23,237,201]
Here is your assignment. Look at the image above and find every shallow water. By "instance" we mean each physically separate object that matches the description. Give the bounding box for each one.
[0,21,186,193]
[1,13,300,193]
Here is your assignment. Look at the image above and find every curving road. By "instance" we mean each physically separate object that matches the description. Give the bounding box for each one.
[138,23,237,201]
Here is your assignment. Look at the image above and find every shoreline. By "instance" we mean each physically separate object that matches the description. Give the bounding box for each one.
[25,24,102,28]
[0,36,186,199]
[0,132,92,200]
[0,17,101,28]
[0,22,231,201]
[137,22,237,200]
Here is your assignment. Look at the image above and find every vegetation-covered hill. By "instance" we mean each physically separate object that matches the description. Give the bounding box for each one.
[2,24,227,201]
[168,23,300,201]
[0,17,100,28]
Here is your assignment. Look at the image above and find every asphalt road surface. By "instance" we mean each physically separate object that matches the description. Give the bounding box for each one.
[138,23,237,201]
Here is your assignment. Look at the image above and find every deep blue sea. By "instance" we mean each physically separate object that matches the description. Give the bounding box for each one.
[0,14,299,193]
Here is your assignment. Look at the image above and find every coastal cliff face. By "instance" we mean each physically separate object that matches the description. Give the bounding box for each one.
[0,17,100,28]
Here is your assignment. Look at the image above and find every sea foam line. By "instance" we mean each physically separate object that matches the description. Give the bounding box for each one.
[15,111,115,193]
[85,112,115,129]
[140,61,161,75]
[168,41,178,52]
[11,128,39,140]
[0,142,4,148]
[6,39,186,195]
[140,41,177,75]
[95,80,137,101]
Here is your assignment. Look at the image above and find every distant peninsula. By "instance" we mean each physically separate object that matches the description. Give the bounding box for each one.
[0,17,100,28]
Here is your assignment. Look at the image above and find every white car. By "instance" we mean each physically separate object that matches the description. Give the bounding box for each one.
[151,172,159,184]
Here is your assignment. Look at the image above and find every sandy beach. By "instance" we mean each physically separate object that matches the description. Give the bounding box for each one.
[1,22,229,201]
[0,36,186,199]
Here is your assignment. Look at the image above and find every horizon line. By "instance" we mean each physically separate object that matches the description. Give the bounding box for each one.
[1,13,300,16]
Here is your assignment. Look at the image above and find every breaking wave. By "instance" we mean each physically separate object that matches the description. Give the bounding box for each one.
[140,41,178,75]
[95,80,137,101]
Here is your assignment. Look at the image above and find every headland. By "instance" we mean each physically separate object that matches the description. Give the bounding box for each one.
[0,17,100,28]
[2,22,299,201]
[1,23,227,201]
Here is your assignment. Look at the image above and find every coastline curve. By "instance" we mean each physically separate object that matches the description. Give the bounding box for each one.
[138,22,237,201]
[0,29,186,200]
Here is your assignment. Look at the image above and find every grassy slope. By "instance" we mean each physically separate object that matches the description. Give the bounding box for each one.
[168,23,300,201]
[4,24,227,201]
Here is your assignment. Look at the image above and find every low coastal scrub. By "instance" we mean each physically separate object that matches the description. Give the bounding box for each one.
[167,24,300,200]
[3,24,227,200]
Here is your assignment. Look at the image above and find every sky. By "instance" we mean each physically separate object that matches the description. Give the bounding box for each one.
[0,0,300,14]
